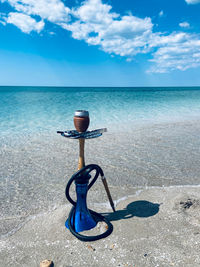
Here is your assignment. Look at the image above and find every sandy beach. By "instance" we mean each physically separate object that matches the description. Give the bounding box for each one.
[1,120,200,266]
[1,0,200,263]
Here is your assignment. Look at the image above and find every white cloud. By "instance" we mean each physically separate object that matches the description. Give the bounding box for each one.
[0,12,6,25]
[7,12,44,33]
[65,0,200,73]
[185,0,200,4]
[72,0,118,24]
[148,33,200,73]
[1,0,70,23]
[149,32,189,47]
[1,0,200,73]
[61,0,153,57]
[159,10,164,17]
[179,21,190,28]
[0,20,6,25]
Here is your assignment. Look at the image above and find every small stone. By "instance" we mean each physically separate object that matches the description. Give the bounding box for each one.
[105,224,109,230]
[40,260,54,267]
[180,199,194,209]
[110,244,115,250]
[87,244,95,251]
[144,253,148,257]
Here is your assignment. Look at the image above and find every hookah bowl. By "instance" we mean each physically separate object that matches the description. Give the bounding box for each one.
[74,110,90,133]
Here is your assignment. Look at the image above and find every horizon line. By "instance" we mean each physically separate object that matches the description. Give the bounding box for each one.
[0,85,200,88]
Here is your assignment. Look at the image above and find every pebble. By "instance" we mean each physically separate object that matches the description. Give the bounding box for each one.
[87,244,96,251]
[40,259,54,267]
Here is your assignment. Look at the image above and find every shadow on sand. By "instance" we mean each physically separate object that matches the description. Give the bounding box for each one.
[102,200,160,221]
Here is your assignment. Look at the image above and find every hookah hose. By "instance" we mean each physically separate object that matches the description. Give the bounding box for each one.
[65,164,114,241]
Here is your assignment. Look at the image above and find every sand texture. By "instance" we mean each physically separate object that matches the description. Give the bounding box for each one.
[1,121,200,266]
[1,186,200,266]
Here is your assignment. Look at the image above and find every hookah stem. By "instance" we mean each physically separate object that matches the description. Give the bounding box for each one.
[78,138,85,170]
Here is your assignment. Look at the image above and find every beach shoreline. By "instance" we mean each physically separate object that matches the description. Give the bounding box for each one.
[1,119,200,266]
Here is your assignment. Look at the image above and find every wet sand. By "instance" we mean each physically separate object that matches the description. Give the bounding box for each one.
[0,120,200,266]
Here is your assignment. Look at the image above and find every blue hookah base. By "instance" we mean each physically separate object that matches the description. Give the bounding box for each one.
[65,182,97,233]
[65,211,97,233]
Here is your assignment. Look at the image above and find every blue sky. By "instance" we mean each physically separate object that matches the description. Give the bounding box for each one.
[0,0,200,86]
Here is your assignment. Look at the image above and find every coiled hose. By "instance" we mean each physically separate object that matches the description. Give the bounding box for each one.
[65,164,114,241]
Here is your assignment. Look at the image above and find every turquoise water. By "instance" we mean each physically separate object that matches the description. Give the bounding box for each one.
[0,86,200,136]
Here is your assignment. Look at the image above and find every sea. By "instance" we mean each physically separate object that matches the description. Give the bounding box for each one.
[0,86,200,137]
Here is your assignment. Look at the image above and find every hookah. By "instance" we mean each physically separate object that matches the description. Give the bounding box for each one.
[57,110,116,241]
